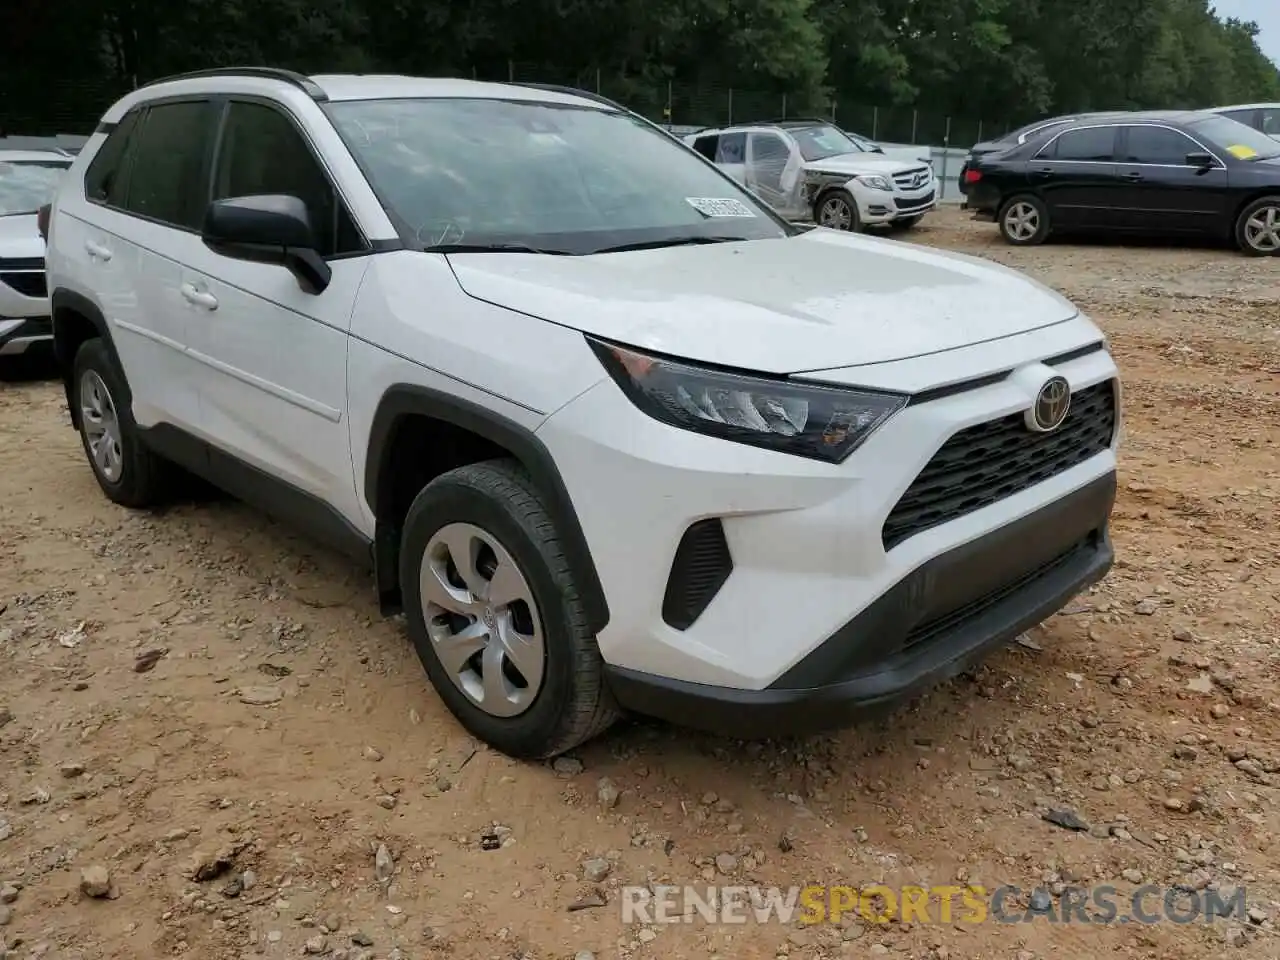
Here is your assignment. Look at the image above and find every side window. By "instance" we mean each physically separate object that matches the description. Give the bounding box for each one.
[1220,109,1256,129]
[1049,126,1116,162]
[714,132,746,164]
[692,135,719,161]
[212,100,363,257]
[124,100,219,229]
[750,133,791,164]
[1122,126,1199,165]
[1261,109,1280,137]
[84,108,142,206]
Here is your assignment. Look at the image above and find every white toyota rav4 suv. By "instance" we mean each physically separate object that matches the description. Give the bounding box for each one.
[44,68,1120,759]
[687,120,938,231]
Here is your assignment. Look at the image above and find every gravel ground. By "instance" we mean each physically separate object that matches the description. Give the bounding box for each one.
[1,207,1278,960]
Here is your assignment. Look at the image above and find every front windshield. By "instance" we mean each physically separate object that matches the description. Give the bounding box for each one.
[0,160,69,217]
[790,125,864,161]
[1187,115,1280,160]
[324,98,790,254]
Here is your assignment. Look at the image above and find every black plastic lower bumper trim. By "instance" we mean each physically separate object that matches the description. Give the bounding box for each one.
[605,469,1116,739]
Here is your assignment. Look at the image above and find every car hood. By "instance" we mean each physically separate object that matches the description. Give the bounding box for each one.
[803,153,927,177]
[0,214,43,260]
[446,229,1079,372]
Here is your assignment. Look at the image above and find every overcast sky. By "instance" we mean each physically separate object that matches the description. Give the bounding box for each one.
[1212,0,1279,65]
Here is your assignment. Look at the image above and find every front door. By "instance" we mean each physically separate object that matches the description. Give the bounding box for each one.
[1111,125,1231,235]
[185,97,372,531]
[746,131,799,215]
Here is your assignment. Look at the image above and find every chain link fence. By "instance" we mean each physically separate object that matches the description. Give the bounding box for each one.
[8,65,1026,150]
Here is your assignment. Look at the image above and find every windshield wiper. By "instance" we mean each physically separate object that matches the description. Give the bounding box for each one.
[591,236,744,254]
[424,242,571,255]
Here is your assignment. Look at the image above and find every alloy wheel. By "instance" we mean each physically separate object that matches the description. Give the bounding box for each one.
[419,522,546,717]
[80,369,123,483]
[1003,201,1041,242]
[818,196,854,230]
[1244,204,1280,254]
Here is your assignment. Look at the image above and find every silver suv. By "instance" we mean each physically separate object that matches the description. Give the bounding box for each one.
[687,120,937,232]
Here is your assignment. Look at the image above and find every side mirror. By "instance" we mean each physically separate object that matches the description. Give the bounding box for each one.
[1185,152,1216,169]
[201,195,331,294]
[37,203,51,242]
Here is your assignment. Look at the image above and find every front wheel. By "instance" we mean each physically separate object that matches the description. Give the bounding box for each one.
[815,189,862,232]
[1235,196,1280,257]
[398,459,619,759]
[998,194,1050,246]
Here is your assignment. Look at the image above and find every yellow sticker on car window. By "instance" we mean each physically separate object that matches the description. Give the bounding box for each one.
[1226,144,1258,160]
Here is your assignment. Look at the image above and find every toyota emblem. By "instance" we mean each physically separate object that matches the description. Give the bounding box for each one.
[1028,376,1071,432]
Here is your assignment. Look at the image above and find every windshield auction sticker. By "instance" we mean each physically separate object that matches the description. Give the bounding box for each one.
[685,197,758,218]
[1225,144,1258,160]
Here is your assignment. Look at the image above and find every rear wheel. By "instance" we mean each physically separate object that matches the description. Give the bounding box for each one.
[815,189,861,232]
[998,194,1050,246]
[1235,196,1280,257]
[399,459,619,758]
[72,338,172,507]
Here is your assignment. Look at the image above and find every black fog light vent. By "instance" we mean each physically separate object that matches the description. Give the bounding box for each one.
[661,518,733,630]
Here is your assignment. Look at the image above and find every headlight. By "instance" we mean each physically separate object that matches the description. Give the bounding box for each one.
[855,174,892,191]
[589,339,907,463]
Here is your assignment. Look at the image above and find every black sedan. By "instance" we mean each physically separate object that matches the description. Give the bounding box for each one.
[964,110,1280,256]
[957,112,1125,199]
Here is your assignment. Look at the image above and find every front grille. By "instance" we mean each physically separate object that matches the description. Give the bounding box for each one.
[892,166,931,189]
[0,271,46,298]
[895,190,935,210]
[902,536,1093,652]
[0,256,47,299]
[662,519,733,630]
[882,379,1117,550]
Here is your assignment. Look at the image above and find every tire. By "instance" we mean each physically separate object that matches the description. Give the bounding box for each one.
[814,189,862,232]
[399,459,619,759]
[998,194,1050,246]
[1234,196,1280,257]
[72,337,172,508]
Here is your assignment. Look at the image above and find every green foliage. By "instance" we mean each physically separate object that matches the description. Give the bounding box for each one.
[2,0,1278,135]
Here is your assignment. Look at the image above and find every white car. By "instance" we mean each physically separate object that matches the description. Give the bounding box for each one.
[0,149,71,360]
[1208,103,1280,141]
[45,69,1120,759]
[687,120,938,230]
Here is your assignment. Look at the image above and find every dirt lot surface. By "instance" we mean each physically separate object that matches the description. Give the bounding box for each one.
[1,207,1279,960]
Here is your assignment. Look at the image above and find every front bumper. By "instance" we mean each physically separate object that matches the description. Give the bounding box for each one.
[856,183,937,225]
[538,334,1119,693]
[0,316,53,357]
[605,470,1114,738]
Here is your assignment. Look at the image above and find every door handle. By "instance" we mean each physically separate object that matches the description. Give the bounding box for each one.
[1033,167,1054,177]
[1125,171,1143,181]
[84,240,113,262]
[179,282,219,310]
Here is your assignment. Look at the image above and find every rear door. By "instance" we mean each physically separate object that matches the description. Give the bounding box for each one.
[71,99,219,433]
[1112,124,1231,235]
[1029,125,1120,229]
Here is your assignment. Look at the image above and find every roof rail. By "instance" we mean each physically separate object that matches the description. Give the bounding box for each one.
[506,82,626,113]
[140,67,328,101]
[760,116,836,126]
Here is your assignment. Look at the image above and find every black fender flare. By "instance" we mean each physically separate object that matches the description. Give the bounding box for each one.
[50,288,128,428]
[364,383,611,634]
